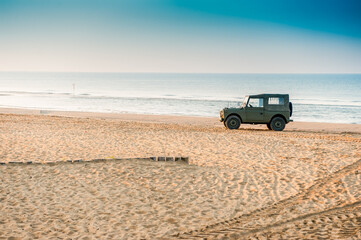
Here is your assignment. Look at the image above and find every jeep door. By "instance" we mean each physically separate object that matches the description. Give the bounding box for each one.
[245,97,265,122]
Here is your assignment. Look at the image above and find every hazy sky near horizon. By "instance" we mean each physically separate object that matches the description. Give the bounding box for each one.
[1,0,361,73]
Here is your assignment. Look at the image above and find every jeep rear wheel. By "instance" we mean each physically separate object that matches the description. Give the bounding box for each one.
[226,116,241,130]
[270,117,286,131]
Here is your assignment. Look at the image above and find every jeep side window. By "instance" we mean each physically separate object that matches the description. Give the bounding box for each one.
[247,98,264,108]
[268,97,284,105]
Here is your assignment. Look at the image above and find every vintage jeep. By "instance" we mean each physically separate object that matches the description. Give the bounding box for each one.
[220,94,293,131]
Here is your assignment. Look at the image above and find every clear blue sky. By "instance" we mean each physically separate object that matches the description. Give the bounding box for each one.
[1,0,361,73]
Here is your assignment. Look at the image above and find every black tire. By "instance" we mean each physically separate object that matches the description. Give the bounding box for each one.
[289,102,293,117]
[226,115,241,130]
[266,123,272,130]
[223,121,227,127]
[270,117,286,131]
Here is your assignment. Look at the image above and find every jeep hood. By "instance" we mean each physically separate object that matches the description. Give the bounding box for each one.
[222,107,243,111]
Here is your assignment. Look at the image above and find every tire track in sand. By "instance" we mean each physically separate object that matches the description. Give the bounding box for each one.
[170,158,361,239]
[244,202,361,239]
[237,129,361,143]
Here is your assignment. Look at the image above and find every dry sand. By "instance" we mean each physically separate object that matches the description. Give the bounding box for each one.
[0,109,360,239]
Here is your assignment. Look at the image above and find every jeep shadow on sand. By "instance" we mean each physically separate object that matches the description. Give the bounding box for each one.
[220,94,293,131]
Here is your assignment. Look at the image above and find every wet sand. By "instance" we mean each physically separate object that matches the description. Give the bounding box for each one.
[0,110,360,239]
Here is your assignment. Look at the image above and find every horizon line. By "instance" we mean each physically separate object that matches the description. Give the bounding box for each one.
[1,71,361,75]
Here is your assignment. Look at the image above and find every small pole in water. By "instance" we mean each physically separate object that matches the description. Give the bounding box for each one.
[72,83,75,95]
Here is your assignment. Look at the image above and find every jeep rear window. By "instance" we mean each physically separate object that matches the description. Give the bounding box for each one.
[268,97,284,105]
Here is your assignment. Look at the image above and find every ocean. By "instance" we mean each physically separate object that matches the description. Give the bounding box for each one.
[0,72,360,124]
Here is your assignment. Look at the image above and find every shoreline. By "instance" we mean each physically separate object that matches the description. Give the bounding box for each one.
[1,107,360,133]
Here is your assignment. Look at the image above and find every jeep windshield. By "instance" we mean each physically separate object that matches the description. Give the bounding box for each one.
[241,96,249,108]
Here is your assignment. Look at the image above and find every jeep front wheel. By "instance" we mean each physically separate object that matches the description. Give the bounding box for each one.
[266,123,272,130]
[270,117,286,131]
[226,116,241,130]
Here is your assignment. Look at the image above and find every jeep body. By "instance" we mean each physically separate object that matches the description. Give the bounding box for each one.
[220,94,293,131]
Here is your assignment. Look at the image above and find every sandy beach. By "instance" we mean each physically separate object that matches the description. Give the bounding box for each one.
[0,109,360,239]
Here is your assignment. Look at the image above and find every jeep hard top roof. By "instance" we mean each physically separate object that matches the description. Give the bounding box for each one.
[247,94,289,98]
